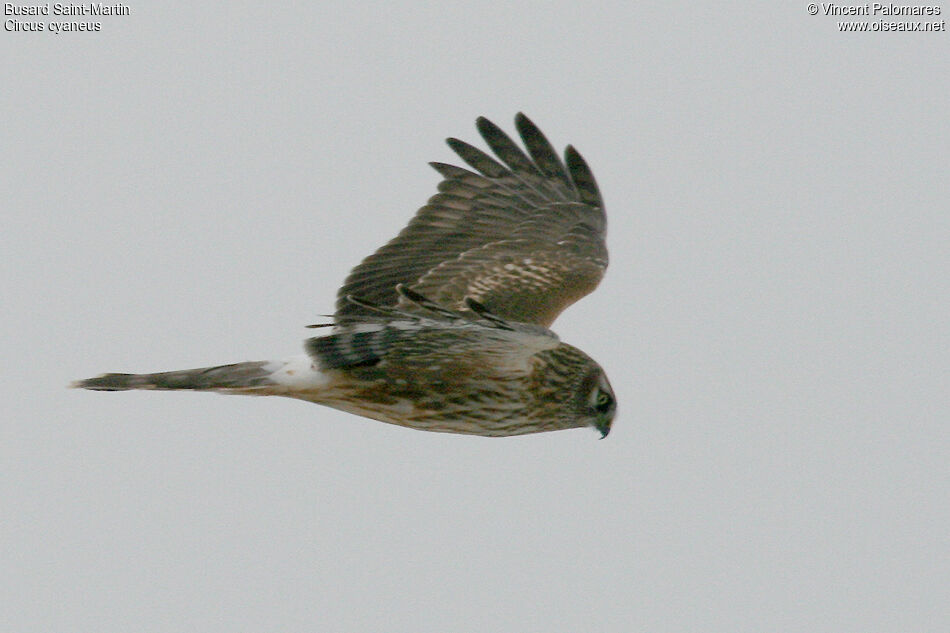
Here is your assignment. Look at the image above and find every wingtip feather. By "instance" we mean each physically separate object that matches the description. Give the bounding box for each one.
[565,144,602,207]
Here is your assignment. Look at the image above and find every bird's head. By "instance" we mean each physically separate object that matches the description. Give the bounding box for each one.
[579,367,616,438]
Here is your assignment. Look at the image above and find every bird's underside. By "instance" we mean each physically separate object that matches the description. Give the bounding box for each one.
[75,114,617,438]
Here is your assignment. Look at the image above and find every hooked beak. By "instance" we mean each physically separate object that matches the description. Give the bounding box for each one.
[594,419,611,439]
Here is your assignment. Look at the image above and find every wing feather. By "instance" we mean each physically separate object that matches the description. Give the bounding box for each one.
[335,113,606,327]
[476,116,570,203]
[515,112,577,199]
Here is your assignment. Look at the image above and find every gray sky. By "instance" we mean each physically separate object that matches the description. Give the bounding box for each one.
[3,2,947,631]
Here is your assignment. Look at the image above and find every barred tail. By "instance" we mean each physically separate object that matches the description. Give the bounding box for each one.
[72,361,276,392]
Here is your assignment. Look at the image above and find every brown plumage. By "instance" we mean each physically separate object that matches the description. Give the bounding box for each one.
[74,114,616,437]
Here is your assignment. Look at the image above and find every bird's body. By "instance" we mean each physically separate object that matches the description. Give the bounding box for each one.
[75,114,617,437]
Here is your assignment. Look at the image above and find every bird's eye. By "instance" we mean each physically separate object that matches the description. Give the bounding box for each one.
[594,390,613,413]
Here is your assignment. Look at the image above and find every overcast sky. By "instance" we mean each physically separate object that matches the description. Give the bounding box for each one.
[2,2,948,632]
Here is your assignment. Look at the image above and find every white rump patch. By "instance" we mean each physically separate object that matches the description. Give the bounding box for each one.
[265,354,330,390]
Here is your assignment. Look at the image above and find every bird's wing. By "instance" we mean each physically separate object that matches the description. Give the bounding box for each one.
[335,113,607,328]
[308,318,558,375]
[313,286,559,371]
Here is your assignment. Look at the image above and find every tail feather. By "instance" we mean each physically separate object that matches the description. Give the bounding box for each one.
[72,361,276,392]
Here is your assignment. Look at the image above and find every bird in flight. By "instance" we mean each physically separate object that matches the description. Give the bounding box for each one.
[74,113,616,437]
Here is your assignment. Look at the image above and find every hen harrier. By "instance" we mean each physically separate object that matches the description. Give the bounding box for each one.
[74,114,616,437]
